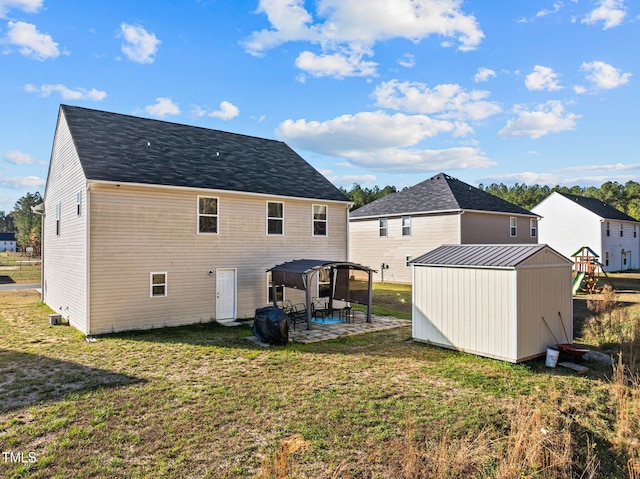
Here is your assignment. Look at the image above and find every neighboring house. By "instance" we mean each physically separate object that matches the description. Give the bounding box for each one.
[349,173,539,283]
[0,232,16,252]
[42,105,350,335]
[532,192,640,272]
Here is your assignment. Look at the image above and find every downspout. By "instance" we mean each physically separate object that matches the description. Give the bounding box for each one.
[32,203,45,301]
[458,210,465,244]
[86,182,92,335]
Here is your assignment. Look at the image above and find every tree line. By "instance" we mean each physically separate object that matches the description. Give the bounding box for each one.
[0,192,42,255]
[341,180,640,219]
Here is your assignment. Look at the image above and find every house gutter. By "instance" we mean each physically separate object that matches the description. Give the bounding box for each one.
[350,208,536,221]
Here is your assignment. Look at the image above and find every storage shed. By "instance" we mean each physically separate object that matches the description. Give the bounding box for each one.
[411,244,573,363]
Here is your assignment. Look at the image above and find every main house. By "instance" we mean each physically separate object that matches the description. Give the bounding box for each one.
[532,192,640,272]
[42,105,350,335]
[349,173,539,283]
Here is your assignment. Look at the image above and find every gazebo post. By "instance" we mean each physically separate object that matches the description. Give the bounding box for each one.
[367,269,373,323]
[304,271,312,330]
[328,266,335,316]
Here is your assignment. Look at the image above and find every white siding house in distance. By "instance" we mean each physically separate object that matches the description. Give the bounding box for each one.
[0,232,16,252]
[42,105,350,335]
[532,192,640,272]
[350,173,539,283]
[412,244,573,363]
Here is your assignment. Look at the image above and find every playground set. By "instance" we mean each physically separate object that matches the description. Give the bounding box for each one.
[571,246,614,294]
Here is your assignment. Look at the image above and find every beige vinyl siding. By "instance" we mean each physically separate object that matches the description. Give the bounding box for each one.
[88,184,347,334]
[349,213,459,283]
[460,212,538,244]
[42,111,88,332]
[412,265,516,361]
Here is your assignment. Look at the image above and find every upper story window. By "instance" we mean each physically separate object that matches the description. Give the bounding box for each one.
[267,202,284,235]
[150,272,167,297]
[405,255,412,267]
[530,218,537,238]
[620,224,624,237]
[606,222,610,237]
[379,218,388,237]
[510,217,517,237]
[56,203,61,236]
[76,191,82,216]
[402,216,411,236]
[198,197,218,234]
[313,205,327,236]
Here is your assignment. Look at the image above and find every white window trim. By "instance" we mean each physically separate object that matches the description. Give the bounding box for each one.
[267,201,284,235]
[76,191,82,216]
[150,272,167,297]
[530,218,537,238]
[402,216,411,237]
[267,272,285,304]
[379,218,388,237]
[197,196,219,234]
[509,217,517,237]
[56,203,61,236]
[312,204,328,237]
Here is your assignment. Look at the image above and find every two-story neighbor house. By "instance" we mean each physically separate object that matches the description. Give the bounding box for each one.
[0,232,16,252]
[532,192,640,272]
[349,173,539,283]
[43,105,350,335]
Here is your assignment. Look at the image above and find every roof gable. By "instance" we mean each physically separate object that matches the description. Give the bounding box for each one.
[556,192,638,222]
[60,105,348,202]
[350,173,534,218]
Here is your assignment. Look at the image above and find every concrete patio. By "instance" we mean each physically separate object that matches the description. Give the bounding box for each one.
[288,310,409,344]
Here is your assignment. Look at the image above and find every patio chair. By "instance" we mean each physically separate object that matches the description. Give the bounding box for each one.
[312,297,330,319]
[287,303,308,330]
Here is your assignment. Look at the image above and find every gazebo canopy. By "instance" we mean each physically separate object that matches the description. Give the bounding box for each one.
[267,259,376,329]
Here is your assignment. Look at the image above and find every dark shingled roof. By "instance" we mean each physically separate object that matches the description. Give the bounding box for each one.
[350,173,535,218]
[0,232,15,241]
[61,105,348,202]
[411,244,570,268]
[557,193,638,222]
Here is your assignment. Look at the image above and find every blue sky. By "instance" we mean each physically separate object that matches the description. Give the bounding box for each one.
[0,0,638,213]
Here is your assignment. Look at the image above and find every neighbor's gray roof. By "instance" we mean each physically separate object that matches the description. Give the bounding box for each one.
[60,105,348,202]
[411,244,571,268]
[0,232,15,241]
[557,193,638,222]
[350,173,535,218]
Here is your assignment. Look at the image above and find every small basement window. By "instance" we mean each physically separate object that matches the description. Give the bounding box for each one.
[150,272,167,297]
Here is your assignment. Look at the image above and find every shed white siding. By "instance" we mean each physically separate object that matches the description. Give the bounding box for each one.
[42,111,88,332]
[412,245,572,363]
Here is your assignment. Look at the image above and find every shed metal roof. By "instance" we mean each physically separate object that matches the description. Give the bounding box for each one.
[60,105,349,203]
[411,244,571,268]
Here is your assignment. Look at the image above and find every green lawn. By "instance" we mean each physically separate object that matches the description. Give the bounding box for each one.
[0,281,639,478]
[0,253,41,284]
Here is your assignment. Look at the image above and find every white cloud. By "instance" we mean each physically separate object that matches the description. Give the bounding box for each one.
[582,0,626,29]
[581,61,631,89]
[573,85,587,94]
[5,21,59,60]
[563,162,640,172]
[0,175,45,189]
[120,23,160,64]
[245,0,484,77]
[372,80,501,121]
[24,83,107,101]
[328,174,377,185]
[144,97,180,117]
[0,0,42,18]
[480,171,559,186]
[193,101,239,120]
[397,53,415,68]
[473,67,496,83]
[499,101,580,139]
[536,2,564,18]
[4,150,35,165]
[525,65,562,91]
[276,110,494,172]
[276,110,455,155]
[295,50,377,78]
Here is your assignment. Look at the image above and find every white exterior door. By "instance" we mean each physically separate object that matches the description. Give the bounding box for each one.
[216,269,236,320]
